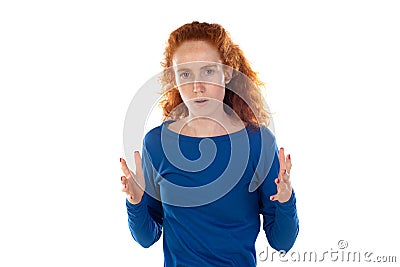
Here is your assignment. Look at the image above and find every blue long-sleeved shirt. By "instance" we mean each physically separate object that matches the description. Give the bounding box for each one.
[126,120,299,266]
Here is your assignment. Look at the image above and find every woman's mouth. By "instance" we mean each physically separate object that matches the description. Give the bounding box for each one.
[194,99,208,103]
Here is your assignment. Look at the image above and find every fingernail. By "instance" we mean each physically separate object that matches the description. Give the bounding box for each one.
[288,154,291,160]
[124,184,127,188]
[271,196,275,201]
[130,195,133,200]
[277,179,280,184]
[120,158,122,162]
[121,176,123,181]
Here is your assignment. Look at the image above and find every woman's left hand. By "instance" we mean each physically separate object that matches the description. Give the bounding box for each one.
[270,147,293,203]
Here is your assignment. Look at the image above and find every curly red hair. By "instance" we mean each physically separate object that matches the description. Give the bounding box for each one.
[159,21,270,127]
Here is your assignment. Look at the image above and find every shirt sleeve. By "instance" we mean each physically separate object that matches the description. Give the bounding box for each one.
[125,144,163,248]
[258,147,299,252]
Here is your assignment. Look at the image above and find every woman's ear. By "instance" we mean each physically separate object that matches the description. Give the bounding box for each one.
[223,66,233,84]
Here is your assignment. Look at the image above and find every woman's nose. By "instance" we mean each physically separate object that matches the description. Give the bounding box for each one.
[193,80,205,93]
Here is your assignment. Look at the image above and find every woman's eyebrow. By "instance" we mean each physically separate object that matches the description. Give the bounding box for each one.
[175,63,219,72]
[176,67,191,72]
[200,64,218,69]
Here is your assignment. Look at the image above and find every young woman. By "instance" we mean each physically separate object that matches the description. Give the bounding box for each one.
[120,21,299,266]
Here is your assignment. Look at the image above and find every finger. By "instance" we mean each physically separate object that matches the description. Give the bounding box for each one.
[270,194,278,201]
[275,178,284,193]
[134,151,143,177]
[120,158,133,178]
[120,157,129,170]
[278,147,286,176]
[121,183,128,193]
[121,176,129,186]
[281,154,292,182]
[286,154,292,175]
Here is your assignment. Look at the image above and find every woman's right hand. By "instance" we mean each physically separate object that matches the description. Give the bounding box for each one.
[120,151,145,204]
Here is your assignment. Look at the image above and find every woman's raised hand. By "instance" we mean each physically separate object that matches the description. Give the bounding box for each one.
[120,151,145,204]
[270,147,293,203]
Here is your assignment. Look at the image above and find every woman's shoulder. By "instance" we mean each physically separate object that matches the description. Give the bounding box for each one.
[259,124,275,139]
[247,123,274,135]
[143,119,178,143]
[143,121,168,143]
[247,123,276,146]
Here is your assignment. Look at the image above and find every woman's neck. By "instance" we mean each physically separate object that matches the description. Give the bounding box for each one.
[183,112,243,137]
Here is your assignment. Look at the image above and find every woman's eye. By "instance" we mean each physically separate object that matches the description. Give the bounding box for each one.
[205,69,214,75]
[179,72,190,79]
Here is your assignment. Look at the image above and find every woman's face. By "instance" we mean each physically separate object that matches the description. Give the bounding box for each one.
[172,40,231,118]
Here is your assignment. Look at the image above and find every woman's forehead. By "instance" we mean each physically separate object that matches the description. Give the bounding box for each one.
[172,40,221,65]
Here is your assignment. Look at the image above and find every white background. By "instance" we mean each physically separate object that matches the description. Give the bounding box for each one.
[1,0,399,266]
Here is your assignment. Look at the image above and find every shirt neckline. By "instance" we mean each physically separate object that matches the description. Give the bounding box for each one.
[161,119,252,142]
